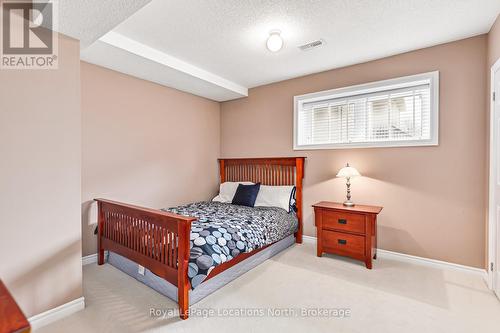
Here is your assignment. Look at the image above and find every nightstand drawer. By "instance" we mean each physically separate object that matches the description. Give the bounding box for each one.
[322,210,366,234]
[322,230,365,257]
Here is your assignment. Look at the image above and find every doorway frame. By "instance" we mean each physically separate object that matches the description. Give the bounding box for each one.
[488,57,500,290]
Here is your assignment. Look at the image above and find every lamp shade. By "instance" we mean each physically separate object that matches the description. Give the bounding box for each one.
[336,164,361,178]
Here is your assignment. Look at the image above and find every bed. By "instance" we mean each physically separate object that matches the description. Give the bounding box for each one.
[95,157,305,319]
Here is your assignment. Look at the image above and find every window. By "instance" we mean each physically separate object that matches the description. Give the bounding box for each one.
[293,71,439,150]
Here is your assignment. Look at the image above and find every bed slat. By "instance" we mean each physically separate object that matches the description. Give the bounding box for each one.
[218,157,305,243]
[96,199,194,279]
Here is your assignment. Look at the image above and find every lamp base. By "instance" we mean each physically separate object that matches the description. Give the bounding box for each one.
[343,200,355,207]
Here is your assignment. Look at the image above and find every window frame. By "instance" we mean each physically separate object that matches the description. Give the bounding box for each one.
[293,71,439,150]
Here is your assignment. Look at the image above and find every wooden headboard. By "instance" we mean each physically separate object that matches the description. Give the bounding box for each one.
[218,157,306,243]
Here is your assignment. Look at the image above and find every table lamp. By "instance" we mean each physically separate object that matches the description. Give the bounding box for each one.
[336,163,361,207]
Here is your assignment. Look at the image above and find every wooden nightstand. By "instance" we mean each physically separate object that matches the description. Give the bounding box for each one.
[313,201,383,269]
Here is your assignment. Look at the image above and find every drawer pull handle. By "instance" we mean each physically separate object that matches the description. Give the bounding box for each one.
[338,219,347,224]
[338,239,347,245]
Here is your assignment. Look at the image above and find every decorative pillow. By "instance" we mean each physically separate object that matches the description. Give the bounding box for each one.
[289,187,297,213]
[254,185,296,212]
[212,182,254,203]
[232,183,261,207]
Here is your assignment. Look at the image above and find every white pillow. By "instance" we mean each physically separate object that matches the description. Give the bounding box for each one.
[254,185,295,212]
[212,182,254,203]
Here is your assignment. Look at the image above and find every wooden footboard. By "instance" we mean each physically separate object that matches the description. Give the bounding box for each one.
[94,198,195,319]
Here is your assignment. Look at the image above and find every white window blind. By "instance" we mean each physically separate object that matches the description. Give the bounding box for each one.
[294,71,439,149]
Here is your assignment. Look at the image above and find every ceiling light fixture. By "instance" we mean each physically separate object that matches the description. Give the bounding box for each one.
[266,30,283,52]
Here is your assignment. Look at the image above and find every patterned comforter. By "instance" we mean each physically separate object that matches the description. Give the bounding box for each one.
[163,201,298,289]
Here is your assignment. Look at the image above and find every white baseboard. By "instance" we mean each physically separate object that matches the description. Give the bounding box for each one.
[82,253,97,265]
[82,251,108,266]
[376,249,486,276]
[29,297,85,330]
[86,237,488,278]
[302,235,487,278]
[302,235,318,243]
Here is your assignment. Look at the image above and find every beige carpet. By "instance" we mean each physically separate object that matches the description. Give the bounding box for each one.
[36,242,500,333]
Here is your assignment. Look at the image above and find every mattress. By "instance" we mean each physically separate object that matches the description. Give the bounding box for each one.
[163,201,298,288]
[107,234,295,304]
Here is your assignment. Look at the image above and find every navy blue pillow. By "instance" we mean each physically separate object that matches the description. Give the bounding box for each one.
[232,183,261,207]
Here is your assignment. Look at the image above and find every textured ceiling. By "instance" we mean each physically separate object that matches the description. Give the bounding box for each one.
[68,0,500,100]
[112,0,500,88]
[55,0,152,48]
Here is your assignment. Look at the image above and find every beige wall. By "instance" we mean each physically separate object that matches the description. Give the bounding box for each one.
[221,36,488,268]
[488,14,500,67]
[0,34,82,317]
[81,62,221,256]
